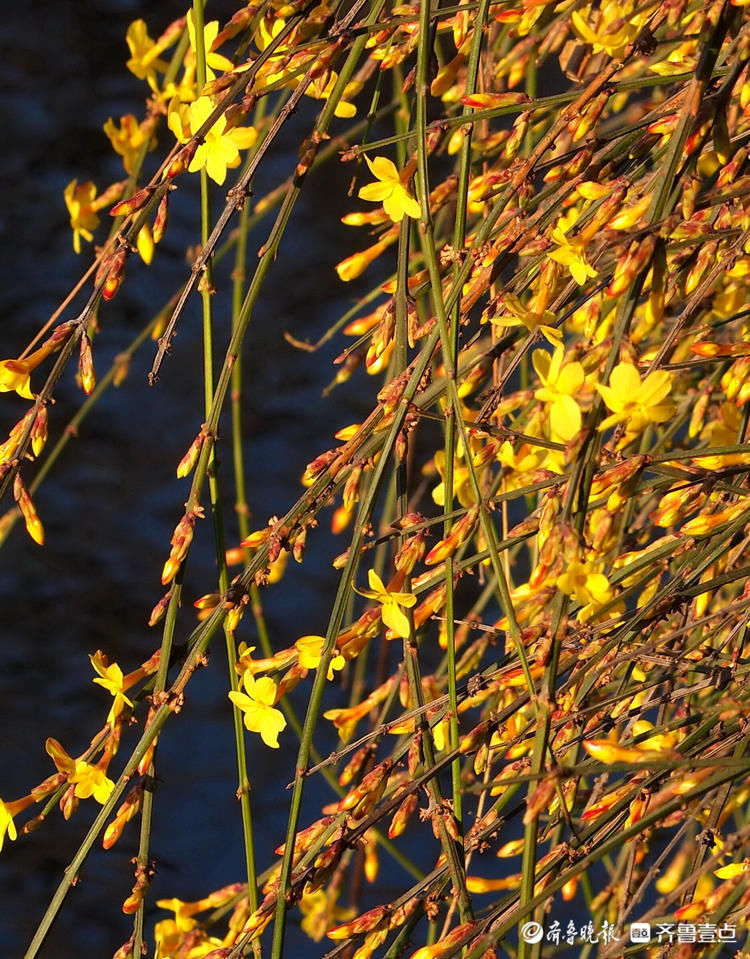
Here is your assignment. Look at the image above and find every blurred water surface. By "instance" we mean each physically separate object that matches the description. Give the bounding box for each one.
[0,2,409,954]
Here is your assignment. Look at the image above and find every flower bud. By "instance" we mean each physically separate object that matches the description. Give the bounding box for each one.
[148,591,171,626]
[388,792,417,838]
[161,508,200,585]
[78,332,96,394]
[152,191,169,244]
[13,474,44,545]
[31,406,48,458]
[424,507,478,565]
[103,785,143,849]
[328,905,388,939]
[102,247,128,301]
[335,240,389,282]
[461,92,529,109]
[165,140,199,179]
[109,185,155,218]
[177,428,205,478]
[339,760,392,819]
[339,745,370,787]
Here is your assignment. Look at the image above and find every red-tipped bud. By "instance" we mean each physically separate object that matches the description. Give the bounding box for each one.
[388,792,417,838]
[339,745,370,787]
[461,92,530,109]
[31,406,48,458]
[103,785,143,849]
[165,141,199,179]
[292,527,307,563]
[161,507,201,585]
[328,905,389,939]
[60,785,78,821]
[339,760,392,820]
[148,591,171,626]
[109,185,155,218]
[13,474,44,545]
[176,428,205,478]
[425,507,478,565]
[102,248,128,301]
[152,191,169,244]
[78,333,96,395]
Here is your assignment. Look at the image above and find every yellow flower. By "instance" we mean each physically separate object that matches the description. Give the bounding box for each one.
[548,213,597,286]
[491,293,561,346]
[335,239,390,282]
[47,736,115,804]
[125,19,170,88]
[228,674,287,748]
[0,358,34,399]
[103,115,153,175]
[0,336,68,399]
[186,10,234,78]
[431,449,473,507]
[532,345,585,442]
[69,761,115,804]
[355,569,416,639]
[168,96,257,185]
[64,180,100,253]
[358,156,420,223]
[596,362,674,434]
[295,635,345,680]
[0,798,18,852]
[715,863,749,880]
[299,888,355,941]
[90,650,134,726]
[557,558,612,615]
[305,72,361,118]
[570,1,645,58]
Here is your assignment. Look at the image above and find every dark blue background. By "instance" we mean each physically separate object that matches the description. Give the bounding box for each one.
[0,2,399,954]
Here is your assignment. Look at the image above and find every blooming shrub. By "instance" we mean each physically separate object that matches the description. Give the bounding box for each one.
[5,1,750,957]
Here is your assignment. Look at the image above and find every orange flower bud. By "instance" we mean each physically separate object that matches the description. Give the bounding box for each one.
[177,428,205,478]
[165,140,199,179]
[339,745,370,787]
[31,406,48,458]
[461,92,529,109]
[409,922,475,959]
[60,785,78,821]
[328,905,388,939]
[109,185,155,217]
[103,785,143,849]
[137,735,157,777]
[343,464,362,510]
[102,247,128,301]
[148,591,171,626]
[408,732,422,777]
[562,876,578,901]
[161,508,200,585]
[425,507,478,565]
[388,792,417,838]
[307,839,345,893]
[394,530,427,575]
[152,191,169,244]
[292,527,307,563]
[339,760,392,819]
[607,236,655,297]
[78,332,96,395]
[460,720,492,754]
[336,240,390,282]
[13,474,44,545]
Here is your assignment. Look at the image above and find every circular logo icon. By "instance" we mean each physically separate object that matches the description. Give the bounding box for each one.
[520,921,544,944]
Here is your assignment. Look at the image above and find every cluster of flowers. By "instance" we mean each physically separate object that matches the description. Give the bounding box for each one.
[5,0,750,956]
